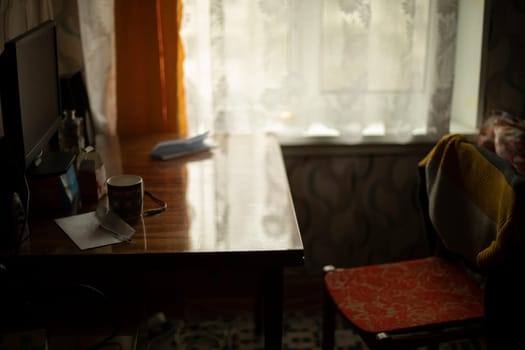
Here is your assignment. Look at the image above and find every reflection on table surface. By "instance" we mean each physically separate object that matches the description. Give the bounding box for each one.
[21,133,303,263]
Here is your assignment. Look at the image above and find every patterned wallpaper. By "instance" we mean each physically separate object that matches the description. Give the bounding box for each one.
[284,0,525,271]
[283,144,433,270]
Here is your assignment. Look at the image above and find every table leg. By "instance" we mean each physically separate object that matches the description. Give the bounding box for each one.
[263,267,283,350]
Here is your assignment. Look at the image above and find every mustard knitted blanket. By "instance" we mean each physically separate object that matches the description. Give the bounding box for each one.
[418,134,525,271]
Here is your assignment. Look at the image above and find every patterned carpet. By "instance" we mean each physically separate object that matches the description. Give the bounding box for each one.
[134,311,487,350]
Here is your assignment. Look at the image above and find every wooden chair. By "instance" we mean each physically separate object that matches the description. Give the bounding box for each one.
[322,134,525,350]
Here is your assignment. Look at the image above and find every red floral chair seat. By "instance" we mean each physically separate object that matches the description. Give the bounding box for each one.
[324,256,484,334]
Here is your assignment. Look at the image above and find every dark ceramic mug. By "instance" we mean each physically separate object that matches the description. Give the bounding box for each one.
[106,174,144,223]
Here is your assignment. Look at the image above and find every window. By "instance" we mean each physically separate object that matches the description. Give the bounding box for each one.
[180,0,487,143]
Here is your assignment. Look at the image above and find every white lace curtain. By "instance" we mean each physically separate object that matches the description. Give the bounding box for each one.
[181,0,458,141]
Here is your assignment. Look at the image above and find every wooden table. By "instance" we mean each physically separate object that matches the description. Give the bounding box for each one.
[6,132,304,349]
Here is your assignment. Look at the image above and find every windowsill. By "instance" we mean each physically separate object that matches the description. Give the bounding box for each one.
[276,122,480,156]
[276,120,479,145]
[449,120,479,139]
[277,133,437,147]
[278,131,479,147]
[278,134,438,156]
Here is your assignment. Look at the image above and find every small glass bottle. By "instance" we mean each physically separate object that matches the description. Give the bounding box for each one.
[58,109,85,155]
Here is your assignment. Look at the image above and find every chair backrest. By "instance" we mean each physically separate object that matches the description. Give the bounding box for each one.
[417,134,525,273]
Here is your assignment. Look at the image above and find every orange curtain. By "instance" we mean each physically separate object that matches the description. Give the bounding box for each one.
[114,0,187,137]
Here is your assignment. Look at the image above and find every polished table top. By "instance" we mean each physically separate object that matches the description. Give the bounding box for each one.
[16,133,304,269]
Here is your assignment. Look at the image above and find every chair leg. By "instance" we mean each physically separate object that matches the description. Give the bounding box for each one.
[322,265,336,350]
[254,290,263,336]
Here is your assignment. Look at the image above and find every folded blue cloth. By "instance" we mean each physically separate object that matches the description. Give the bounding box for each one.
[150,131,211,160]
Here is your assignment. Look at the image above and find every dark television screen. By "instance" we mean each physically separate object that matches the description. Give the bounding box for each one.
[0,20,62,170]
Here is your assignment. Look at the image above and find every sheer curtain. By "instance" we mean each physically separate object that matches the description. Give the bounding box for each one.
[180,0,458,141]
